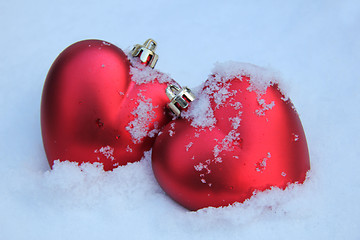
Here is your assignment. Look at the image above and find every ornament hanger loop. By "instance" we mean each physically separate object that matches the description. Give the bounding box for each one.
[131,39,159,68]
[166,85,196,116]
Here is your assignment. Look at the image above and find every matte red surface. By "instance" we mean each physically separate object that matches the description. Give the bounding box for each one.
[41,40,173,170]
[152,76,310,210]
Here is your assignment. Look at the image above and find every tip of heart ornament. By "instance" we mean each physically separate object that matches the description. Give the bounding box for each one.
[131,38,159,68]
[165,85,196,116]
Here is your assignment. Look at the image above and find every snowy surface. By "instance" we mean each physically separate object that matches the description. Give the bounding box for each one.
[183,62,282,127]
[1,0,360,239]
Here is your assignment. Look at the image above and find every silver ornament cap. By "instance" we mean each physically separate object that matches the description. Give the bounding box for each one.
[166,85,196,116]
[131,39,159,68]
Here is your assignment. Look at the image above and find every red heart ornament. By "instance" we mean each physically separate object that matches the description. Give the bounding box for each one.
[41,39,176,170]
[152,62,310,210]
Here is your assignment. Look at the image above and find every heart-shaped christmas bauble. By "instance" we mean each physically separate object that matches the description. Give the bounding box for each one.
[152,62,310,210]
[41,39,176,170]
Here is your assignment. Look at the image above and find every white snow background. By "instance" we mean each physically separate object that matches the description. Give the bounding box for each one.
[1,0,360,239]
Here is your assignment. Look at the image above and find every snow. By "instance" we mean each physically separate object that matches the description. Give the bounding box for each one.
[126,93,158,143]
[1,0,360,239]
[212,61,283,97]
[94,146,115,161]
[255,152,271,173]
[182,92,217,128]
[129,56,173,85]
[183,61,283,126]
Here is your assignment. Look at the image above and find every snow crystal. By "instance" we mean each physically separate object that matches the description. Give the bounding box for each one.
[230,101,242,110]
[102,41,111,46]
[148,122,160,138]
[212,110,243,159]
[165,122,175,136]
[255,152,271,172]
[126,94,157,143]
[229,114,242,129]
[255,99,275,116]
[126,145,133,153]
[185,142,193,151]
[94,146,115,161]
[212,83,238,108]
[292,133,300,142]
[213,130,241,158]
[200,73,238,109]
[194,162,211,175]
[194,162,206,171]
[168,129,174,136]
